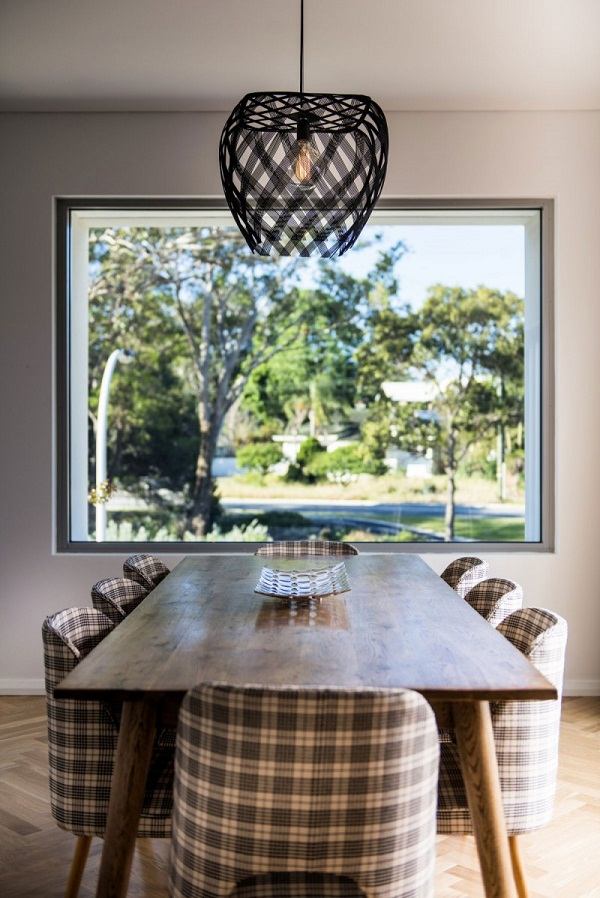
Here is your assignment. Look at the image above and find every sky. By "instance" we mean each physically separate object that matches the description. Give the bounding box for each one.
[300,224,526,308]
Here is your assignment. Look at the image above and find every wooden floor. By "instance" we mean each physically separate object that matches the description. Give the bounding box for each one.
[0,696,598,898]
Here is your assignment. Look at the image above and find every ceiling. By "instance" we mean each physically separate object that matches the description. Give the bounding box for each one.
[1,0,599,113]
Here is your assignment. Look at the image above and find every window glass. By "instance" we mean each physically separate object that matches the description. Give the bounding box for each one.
[65,207,542,546]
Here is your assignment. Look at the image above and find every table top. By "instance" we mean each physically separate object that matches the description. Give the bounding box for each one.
[55,554,556,702]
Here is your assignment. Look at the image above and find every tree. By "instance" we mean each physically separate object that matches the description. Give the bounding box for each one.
[236,441,283,476]
[89,226,305,535]
[393,286,524,540]
[241,288,362,437]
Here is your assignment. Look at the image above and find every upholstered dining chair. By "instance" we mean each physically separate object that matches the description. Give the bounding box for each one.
[440,556,489,598]
[43,608,174,898]
[463,577,523,628]
[91,576,148,625]
[437,608,567,898]
[123,552,170,590]
[255,539,359,557]
[169,685,439,898]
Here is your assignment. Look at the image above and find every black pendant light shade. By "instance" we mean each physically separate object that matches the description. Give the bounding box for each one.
[219,91,388,257]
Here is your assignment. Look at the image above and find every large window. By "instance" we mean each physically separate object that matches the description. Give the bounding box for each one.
[56,199,553,552]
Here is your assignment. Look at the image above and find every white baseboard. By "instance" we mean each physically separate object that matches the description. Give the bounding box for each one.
[0,678,45,695]
[0,678,599,697]
[563,679,600,697]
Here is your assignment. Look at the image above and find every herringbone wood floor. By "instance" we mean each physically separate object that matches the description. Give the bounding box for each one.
[0,696,598,897]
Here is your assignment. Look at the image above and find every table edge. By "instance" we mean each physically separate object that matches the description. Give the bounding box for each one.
[53,685,558,702]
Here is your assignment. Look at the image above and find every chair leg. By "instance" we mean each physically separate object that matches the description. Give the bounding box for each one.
[509,834,530,898]
[65,835,92,898]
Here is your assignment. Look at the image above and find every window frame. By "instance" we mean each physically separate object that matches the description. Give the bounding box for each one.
[55,196,554,554]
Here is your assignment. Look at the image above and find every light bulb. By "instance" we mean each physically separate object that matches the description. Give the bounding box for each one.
[290,117,318,188]
[294,139,314,183]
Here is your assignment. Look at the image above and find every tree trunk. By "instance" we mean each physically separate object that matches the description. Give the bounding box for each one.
[496,423,507,502]
[444,470,456,542]
[189,425,218,537]
[444,429,457,542]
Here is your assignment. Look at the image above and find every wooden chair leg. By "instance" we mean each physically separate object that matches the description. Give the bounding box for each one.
[65,835,92,898]
[509,835,530,898]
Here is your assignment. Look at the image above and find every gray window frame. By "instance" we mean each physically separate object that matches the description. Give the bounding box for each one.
[55,196,554,554]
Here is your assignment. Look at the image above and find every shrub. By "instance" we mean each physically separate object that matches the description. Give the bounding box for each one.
[296,436,324,469]
[284,462,305,482]
[236,441,283,475]
[284,437,325,483]
[204,519,271,542]
[359,419,390,476]
[306,445,364,484]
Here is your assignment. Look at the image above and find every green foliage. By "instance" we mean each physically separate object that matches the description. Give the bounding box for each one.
[307,445,365,484]
[204,519,271,542]
[359,419,390,476]
[296,436,324,468]
[236,441,283,475]
[284,436,325,483]
[355,306,416,404]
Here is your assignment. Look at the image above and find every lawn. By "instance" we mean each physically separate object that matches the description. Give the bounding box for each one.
[217,471,524,509]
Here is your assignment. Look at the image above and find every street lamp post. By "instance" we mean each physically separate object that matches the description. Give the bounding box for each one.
[95,349,127,542]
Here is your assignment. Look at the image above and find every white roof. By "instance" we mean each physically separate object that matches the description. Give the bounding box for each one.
[382,381,437,403]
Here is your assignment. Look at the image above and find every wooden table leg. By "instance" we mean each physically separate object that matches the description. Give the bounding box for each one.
[453,700,516,898]
[96,700,157,898]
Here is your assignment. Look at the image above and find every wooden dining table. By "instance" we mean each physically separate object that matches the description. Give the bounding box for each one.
[55,553,556,898]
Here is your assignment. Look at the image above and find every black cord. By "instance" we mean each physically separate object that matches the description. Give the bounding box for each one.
[300,0,304,94]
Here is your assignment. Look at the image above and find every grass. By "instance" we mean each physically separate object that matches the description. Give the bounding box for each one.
[399,513,524,541]
[217,472,524,509]
[344,515,524,542]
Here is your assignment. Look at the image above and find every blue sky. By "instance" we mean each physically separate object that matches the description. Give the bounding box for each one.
[301,224,525,308]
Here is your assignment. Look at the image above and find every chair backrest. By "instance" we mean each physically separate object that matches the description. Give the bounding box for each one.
[43,607,174,838]
[91,576,148,625]
[123,553,170,589]
[43,608,118,835]
[440,556,489,598]
[493,607,567,833]
[463,577,523,628]
[255,540,359,558]
[170,685,439,898]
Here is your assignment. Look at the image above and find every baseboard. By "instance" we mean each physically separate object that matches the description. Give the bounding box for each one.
[563,679,600,697]
[0,677,598,697]
[0,678,45,695]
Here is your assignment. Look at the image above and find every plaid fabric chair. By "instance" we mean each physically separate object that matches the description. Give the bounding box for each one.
[43,608,174,898]
[437,608,567,898]
[255,540,359,558]
[123,553,170,590]
[463,577,523,628]
[169,684,439,898]
[440,556,489,598]
[91,576,149,625]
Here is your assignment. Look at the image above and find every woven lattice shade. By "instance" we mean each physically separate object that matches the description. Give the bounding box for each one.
[219,92,388,258]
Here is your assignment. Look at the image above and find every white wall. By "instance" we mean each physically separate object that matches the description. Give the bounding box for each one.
[1,111,599,693]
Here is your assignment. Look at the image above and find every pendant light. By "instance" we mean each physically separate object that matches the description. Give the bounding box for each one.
[219,0,389,258]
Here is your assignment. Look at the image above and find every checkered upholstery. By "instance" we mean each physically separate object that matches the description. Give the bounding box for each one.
[255,540,359,558]
[440,556,490,599]
[437,608,567,836]
[43,607,173,838]
[463,577,523,628]
[232,873,365,898]
[91,576,149,625]
[123,553,170,590]
[169,685,439,898]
